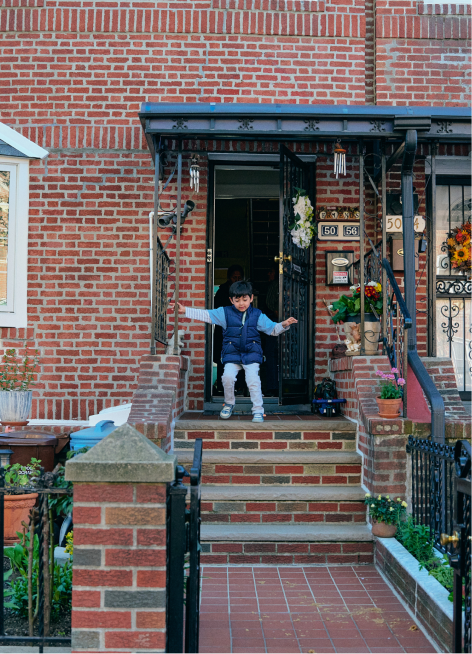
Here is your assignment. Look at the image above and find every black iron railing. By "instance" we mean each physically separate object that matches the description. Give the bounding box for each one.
[153,234,170,345]
[382,258,412,412]
[406,435,456,555]
[166,439,202,654]
[0,467,72,652]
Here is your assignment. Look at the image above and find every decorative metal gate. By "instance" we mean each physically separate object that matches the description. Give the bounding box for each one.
[278,145,314,404]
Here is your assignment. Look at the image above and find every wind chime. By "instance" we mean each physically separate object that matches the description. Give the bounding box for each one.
[333,140,346,179]
[190,155,200,193]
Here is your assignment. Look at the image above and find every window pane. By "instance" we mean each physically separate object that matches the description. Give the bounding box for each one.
[0,172,9,307]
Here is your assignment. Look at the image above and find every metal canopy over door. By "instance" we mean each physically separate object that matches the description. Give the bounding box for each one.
[278,145,314,405]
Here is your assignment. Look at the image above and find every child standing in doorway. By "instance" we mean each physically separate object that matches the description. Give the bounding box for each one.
[170,280,297,423]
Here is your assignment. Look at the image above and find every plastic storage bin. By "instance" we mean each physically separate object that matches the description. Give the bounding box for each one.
[70,420,118,451]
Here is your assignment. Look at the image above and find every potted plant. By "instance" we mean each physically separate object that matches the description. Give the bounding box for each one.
[3,458,41,544]
[329,282,383,355]
[0,348,39,426]
[364,493,407,537]
[375,369,405,418]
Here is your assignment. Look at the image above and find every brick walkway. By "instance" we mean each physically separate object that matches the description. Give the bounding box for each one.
[199,565,436,653]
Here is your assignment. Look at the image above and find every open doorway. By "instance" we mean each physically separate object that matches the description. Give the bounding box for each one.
[210,166,280,403]
[204,158,315,412]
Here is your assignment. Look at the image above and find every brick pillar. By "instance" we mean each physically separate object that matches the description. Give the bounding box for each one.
[65,423,176,653]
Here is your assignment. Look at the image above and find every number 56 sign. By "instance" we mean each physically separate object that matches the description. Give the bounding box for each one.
[386,215,426,233]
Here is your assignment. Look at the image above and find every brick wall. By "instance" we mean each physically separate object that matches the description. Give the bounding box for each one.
[72,482,167,652]
[0,0,470,415]
[330,355,431,496]
[127,354,190,452]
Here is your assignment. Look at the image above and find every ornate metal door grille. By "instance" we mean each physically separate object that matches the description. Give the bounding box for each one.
[278,145,313,404]
[435,180,472,400]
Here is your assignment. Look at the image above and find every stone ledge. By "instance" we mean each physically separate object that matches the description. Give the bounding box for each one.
[65,423,176,483]
[196,484,367,502]
[175,450,361,464]
[376,537,453,653]
[202,522,373,542]
[175,418,356,431]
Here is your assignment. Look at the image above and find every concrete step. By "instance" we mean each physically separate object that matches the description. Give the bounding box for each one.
[200,523,374,565]
[178,448,361,486]
[198,484,366,501]
[202,522,372,541]
[198,484,367,525]
[176,450,361,465]
[174,418,357,451]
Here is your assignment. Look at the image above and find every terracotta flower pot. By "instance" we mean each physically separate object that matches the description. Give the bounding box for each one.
[4,493,38,545]
[376,397,402,419]
[372,520,398,538]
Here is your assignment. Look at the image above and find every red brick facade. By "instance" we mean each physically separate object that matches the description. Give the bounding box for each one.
[0,0,470,417]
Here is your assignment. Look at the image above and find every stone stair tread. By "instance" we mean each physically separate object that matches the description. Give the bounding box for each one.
[197,484,366,502]
[201,522,373,542]
[176,450,361,464]
[175,418,356,432]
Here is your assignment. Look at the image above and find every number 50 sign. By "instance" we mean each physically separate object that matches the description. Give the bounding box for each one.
[386,215,426,233]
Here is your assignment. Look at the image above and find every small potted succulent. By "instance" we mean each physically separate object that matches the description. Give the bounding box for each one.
[364,493,407,537]
[375,369,405,418]
[3,458,41,544]
[0,348,39,426]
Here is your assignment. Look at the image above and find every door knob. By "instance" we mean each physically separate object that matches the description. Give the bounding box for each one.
[440,531,460,547]
[274,255,292,262]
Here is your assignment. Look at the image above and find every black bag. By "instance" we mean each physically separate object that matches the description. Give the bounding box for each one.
[314,378,338,401]
[313,378,340,416]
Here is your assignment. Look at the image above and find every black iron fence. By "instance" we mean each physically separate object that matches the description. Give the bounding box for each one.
[406,435,456,555]
[166,439,202,654]
[0,466,72,653]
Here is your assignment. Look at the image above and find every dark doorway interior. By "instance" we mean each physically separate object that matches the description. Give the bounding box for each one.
[211,187,279,399]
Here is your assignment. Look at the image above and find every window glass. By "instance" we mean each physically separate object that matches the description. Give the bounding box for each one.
[0,171,9,307]
[436,184,472,276]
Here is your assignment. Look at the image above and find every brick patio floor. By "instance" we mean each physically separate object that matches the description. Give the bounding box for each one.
[199,565,437,654]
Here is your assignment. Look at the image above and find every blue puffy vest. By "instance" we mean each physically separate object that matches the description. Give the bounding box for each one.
[221,305,263,365]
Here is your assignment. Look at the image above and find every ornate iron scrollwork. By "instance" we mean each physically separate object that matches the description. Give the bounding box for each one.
[304,119,319,132]
[440,301,461,343]
[370,120,386,132]
[172,118,188,130]
[436,278,472,296]
[238,118,254,130]
[436,121,453,134]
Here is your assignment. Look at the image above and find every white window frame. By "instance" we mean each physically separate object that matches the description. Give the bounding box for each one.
[0,156,29,328]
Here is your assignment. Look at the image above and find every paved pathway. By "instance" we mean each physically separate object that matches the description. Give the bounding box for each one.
[200,565,436,654]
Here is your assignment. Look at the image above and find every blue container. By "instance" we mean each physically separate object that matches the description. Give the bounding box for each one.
[70,420,118,451]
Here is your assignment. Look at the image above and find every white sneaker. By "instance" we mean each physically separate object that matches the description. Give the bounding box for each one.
[252,413,264,423]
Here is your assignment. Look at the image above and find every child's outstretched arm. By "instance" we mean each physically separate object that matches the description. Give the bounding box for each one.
[256,313,298,336]
[168,302,227,328]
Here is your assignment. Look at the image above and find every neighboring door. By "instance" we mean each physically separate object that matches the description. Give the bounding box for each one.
[278,145,314,405]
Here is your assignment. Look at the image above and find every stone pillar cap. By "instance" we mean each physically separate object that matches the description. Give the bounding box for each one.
[65,423,177,483]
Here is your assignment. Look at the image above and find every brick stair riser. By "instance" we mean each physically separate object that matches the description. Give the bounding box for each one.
[200,541,374,565]
[175,430,357,451]
[182,462,361,485]
[200,500,367,524]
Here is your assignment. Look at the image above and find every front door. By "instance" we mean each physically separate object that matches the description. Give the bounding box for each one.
[278,145,314,405]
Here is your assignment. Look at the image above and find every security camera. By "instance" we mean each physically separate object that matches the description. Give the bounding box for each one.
[151,200,196,230]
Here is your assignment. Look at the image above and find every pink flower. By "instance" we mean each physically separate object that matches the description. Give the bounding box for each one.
[397,378,406,386]
[391,368,399,374]
[386,374,396,380]
[375,370,383,376]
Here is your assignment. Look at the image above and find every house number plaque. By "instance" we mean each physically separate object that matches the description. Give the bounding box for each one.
[318,222,360,241]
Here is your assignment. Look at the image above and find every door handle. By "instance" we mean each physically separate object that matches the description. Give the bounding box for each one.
[440,531,460,548]
[274,254,292,262]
